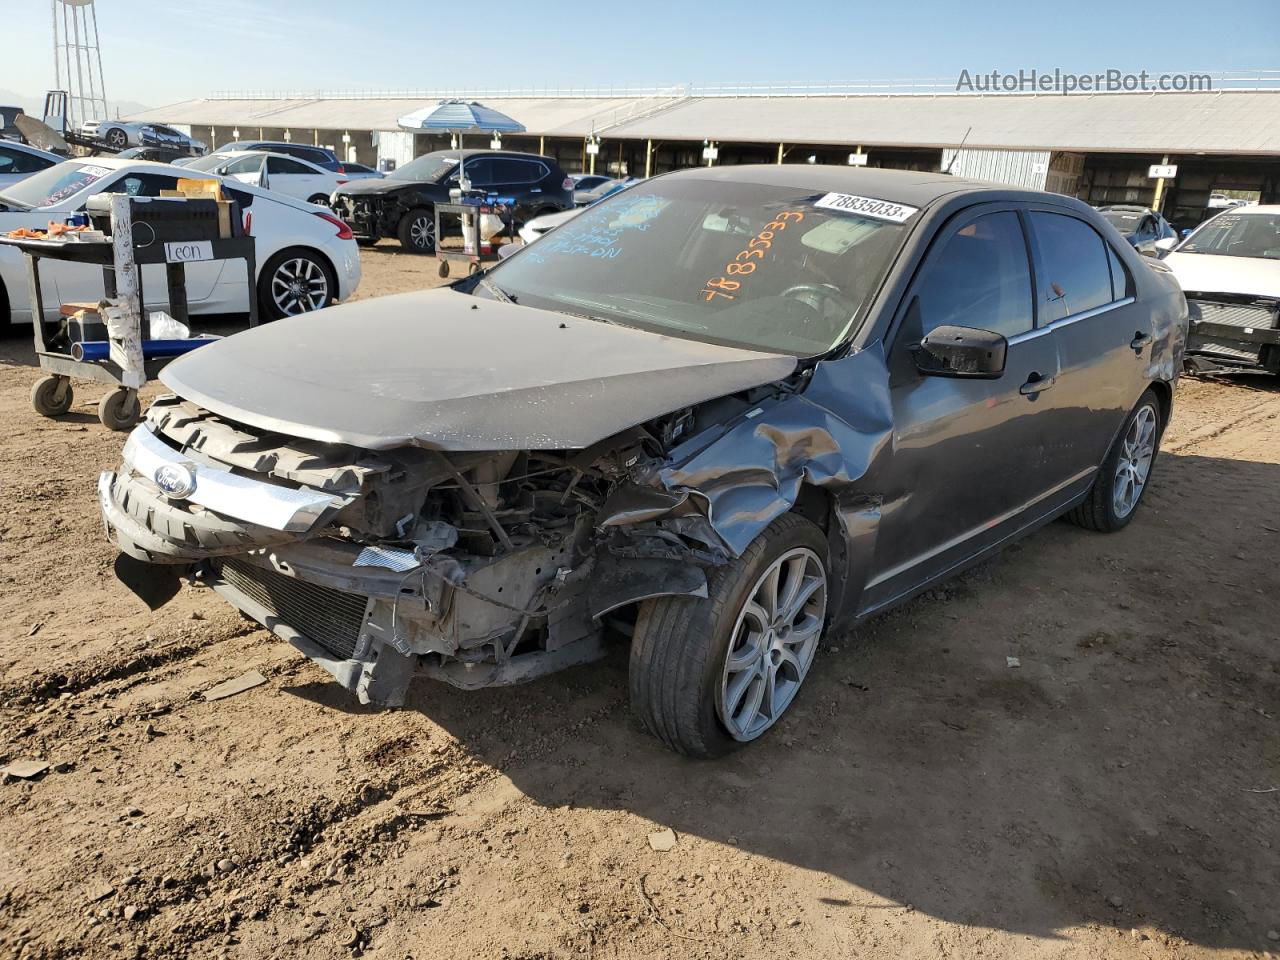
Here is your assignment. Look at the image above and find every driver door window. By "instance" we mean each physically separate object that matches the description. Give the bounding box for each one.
[906,210,1034,341]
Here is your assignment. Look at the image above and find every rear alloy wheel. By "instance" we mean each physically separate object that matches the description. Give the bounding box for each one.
[1065,388,1164,532]
[105,127,128,150]
[258,249,335,320]
[629,513,829,757]
[307,194,332,208]
[397,209,435,253]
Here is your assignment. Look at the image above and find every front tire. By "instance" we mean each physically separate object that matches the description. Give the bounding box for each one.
[105,127,128,151]
[1065,388,1164,532]
[629,513,830,758]
[257,248,336,320]
[396,208,435,253]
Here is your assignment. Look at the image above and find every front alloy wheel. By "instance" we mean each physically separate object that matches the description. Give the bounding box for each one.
[629,513,830,757]
[719,547,827,741]
[397,209,435,253]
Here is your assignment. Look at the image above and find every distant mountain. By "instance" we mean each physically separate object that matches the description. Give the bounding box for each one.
[0,87,150,120]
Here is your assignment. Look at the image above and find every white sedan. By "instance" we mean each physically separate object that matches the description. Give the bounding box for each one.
[0,139,63,190]
[1158,205,1280,374]
[184,151,347,207]
[0,158,361,328]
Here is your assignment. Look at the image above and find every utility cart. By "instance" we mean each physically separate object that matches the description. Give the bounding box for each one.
[434,198,516,278]
[0,191,256,430]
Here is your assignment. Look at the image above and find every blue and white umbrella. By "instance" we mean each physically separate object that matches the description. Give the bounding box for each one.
[397,99,526,137]
[397,99,525,189]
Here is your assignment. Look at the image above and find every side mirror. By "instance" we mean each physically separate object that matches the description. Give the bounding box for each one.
[915,325,1007,379]
[1154,237,1178,253]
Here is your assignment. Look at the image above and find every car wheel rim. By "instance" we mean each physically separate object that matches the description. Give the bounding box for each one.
[717,547,827,742]
[270,257,329,315]
[1113,403,1157,519]
[108,130,126,148]
[410,216,434,248]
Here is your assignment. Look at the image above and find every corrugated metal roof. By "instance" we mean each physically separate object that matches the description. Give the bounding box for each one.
[605,92,1280,155]
[127,90,1280,155]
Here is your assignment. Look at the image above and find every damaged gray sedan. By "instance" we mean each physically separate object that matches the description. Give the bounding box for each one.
[100,167,1186,757]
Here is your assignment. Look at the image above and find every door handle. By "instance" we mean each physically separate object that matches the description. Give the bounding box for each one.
[1130,331,1152,354]
[1019,372,1055,397]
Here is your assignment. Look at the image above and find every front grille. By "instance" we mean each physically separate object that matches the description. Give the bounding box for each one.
[220,559,369,660]
[1187,298,1278,329]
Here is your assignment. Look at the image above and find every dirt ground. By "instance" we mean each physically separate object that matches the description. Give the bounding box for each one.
[1,245,1278,960]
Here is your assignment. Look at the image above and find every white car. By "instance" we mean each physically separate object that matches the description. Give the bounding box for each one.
[0,158,360,328]
[79,120,206,155]
[0,139,62,190]
[518,206,581,244]
[1157,205,1280,373]
[184,151,347,207]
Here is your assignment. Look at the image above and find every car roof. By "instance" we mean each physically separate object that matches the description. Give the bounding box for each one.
[208,149,319,163]
[420,148,556,163]
[65,156,216,179]
[0,138,63,162]
[1221,204,1278,214]
[1099,204,1153,213]
[233,140,333,151]
[660,164,1032,206]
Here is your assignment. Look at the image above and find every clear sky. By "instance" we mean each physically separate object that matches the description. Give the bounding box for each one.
[3,0,1279,106]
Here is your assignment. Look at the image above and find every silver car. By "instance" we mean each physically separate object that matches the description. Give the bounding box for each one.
[79,120,206,155]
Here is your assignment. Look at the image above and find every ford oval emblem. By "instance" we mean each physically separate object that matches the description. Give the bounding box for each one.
[153,463,196,499]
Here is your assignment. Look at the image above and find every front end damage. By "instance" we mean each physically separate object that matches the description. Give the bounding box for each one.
[100,396,735,705]
[99,306,896,708]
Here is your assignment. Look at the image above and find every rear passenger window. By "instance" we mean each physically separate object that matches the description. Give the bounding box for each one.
[1029,212,1115,320]
[491,159,547,184]
[1107,244,1133,300]
[909,210,1034,339]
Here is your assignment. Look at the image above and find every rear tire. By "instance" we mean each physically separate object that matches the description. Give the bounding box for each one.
[1065,388,1164,532]
[307,194,331,207]
[355,237,379,248]
[629,513,830,758]
[397,208,435,253]
[257,248,336,320]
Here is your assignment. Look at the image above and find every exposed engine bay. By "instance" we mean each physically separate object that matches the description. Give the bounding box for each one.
[100,393,759,705]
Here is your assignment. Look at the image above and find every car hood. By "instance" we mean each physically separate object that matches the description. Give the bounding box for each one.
[335,177,432,197]
[160,289,798,452]
[1163,251,1280,299]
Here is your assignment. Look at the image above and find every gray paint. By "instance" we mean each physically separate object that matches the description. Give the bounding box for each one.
[160,288,798,451]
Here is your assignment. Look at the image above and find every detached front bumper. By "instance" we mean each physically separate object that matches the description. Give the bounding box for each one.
[99,425,346,562]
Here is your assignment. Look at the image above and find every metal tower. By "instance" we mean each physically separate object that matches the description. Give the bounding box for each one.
[51,0,108,129]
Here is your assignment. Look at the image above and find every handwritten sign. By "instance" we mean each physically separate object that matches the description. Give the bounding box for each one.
[700,210,805,303]
[164,240,213,264]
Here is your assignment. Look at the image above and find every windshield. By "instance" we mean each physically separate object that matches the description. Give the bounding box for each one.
[1179,212,1280,260]
[1101,210,1143,230]
[0,161,113,208]
[389,152,460,182]
[486,178,911,356]
[184,153,234,172]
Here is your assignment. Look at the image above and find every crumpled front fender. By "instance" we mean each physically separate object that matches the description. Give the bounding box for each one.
[657,344,894,558]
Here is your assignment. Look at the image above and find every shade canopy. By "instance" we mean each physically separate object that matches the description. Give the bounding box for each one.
[397,99,526,134]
